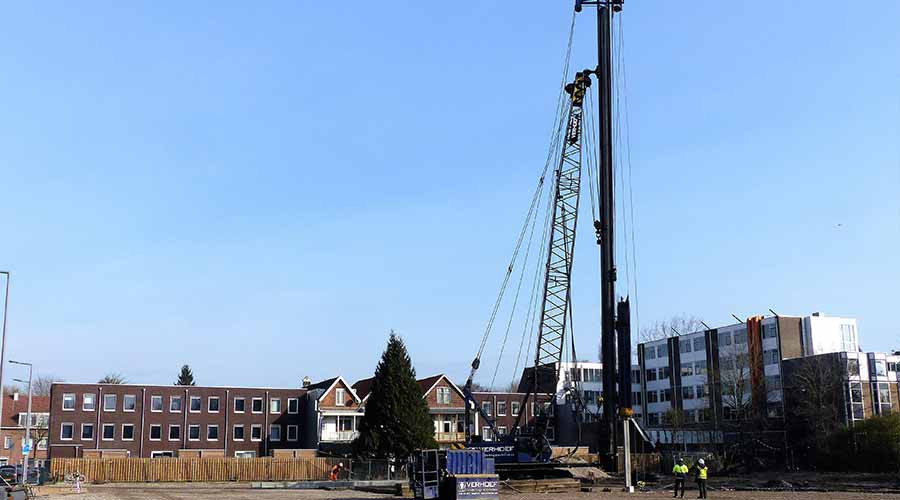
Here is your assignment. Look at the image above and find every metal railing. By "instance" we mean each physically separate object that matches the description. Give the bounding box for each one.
[320,430,359,442]
[434,432,465,442]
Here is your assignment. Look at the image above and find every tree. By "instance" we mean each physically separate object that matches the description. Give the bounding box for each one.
[639,315,705,343]
[32,375,64,396]
[175,365,196,386]
[353,332,436,459]
[98,373,127,384]
[786,354,845,463]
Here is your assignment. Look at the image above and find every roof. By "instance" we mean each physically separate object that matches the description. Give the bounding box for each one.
[2,392,50,428]
[351,377,375,400]
[305,377,338,392]
[416,375,443,395]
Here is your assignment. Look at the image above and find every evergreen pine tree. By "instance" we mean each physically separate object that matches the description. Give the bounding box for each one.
[175,365,196,386]
[353,332,436,458]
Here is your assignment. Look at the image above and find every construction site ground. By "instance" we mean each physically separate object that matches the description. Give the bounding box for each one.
[32,472,900,500]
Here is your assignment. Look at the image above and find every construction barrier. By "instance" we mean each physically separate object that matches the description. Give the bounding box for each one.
[49,457,343,483]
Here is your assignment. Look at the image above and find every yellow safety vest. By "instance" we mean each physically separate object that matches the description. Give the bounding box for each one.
[698,466,708,480]
[672,464,688,475]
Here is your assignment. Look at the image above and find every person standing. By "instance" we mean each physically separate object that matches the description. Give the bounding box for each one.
[694,458,708,499]
[672,457,688,498]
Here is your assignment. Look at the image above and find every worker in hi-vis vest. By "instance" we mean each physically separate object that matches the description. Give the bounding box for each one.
[693,458,709,499]
[672,457,688,498]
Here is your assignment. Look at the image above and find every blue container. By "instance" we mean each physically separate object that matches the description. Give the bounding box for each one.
[447,450,487,475]
[483,458,495,474]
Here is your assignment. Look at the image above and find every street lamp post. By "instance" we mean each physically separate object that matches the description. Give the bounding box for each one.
[10,360,32,486]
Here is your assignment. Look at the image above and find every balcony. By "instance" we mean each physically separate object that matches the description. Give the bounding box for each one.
[321,430,359,442]
[435,432,466,443]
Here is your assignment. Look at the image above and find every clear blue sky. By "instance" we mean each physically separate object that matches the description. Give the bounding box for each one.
[1,1,897,389]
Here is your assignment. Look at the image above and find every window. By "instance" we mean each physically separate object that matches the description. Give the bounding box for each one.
[646,391,658,403]
[497,426,507,436]
[122,424,134,441]
[83,394,95,411]
[482,427,492,441]
[150,425,162,441]
[841,324,856,351]
[102,423,115,440]
[270,398,282,413]
[647,413,660,426]
[3,437,11,449]
[235,451,256,459]
[335,387,347,406]
[765,375,781,391]
[252,398,263,413]
[288,398,299,414]
[170,396,183,412]
[658,367,670,380]
[151,451,173,458]
[873,360,887,377]
[657,345,667,358]
[62,393,76,410]
[721,356,735,371]
[233,425,245,441]
[234,397,246,413]
[251,424,262,441]
[207,425,219,441]
[850,383,863,402]
[680,340,692,354]
[497,401,507,416]
[763,349,779,365]
[583,390,600,405]
[61,423,75,440]
[151,396,163,412]
[718,332,732,346]
[188,425,200,441]
[696,385,708,399]
[632,391,642,405]
[123,394,136,412]
[694,360,707,376]
[165,424,179,441]
[733,330,747,344]
[682,386,695,400]
[189,396,201,412]
[269,425,281,441]
[660,389,672,402]
[436,387,451,404]
[81,423,94,440]
[877,383,892,415]
[481,401,492,416]
[681,363,694,377]
[511,401,520,416]
[646,347,656,360]
[693,337,705,352]
[645,369,657,382]
[684,410,696,422]
[287,425,299,441]
[209,396,220,413]
[103,394,117,411]
[762,324,777,339]
[847,359,860,377]
[632,368,641,382]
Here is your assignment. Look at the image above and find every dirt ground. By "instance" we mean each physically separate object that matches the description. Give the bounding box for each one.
[34,487,900,500]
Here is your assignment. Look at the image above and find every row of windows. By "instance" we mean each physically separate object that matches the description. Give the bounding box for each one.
[645,367,670,382]
[567,368,603,383]
[62,393,299,415]
[680,361,707,377]
[60,422,298,442]
[718,329,747,346]
[679,337,706,354]
[645,345,667,360]
[3,436,48,450]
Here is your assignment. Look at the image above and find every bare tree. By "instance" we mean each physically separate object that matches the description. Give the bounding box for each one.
[98,373,127,384]
[639,315,705,343]
[32,375,64,396]
[789,355,844,446]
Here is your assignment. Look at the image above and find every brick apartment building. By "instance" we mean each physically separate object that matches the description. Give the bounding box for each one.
[49,384,309,459]
[469,391,551,442]
[0,391,50,468]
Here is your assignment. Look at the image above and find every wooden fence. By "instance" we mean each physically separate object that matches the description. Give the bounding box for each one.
[50,457,343,483]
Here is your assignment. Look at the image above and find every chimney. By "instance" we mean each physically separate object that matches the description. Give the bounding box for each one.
[12,392,19,401]
[302,376,311,388]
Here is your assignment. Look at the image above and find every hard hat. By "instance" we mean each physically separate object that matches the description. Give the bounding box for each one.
[698,458,705,465]
[677,458,684,463]
[339,462,344,467]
